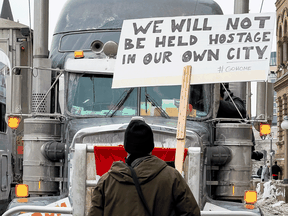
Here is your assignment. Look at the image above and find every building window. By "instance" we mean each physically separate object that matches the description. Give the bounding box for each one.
[270,52,276,66]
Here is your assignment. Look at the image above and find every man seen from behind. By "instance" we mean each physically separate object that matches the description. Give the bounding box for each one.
[272,161,282,180]
[88,117,200,216]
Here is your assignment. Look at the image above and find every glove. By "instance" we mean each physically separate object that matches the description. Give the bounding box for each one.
[223,90,232,101]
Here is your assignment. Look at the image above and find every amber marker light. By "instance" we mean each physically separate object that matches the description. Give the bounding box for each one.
[8,116,21,129]
[245,204,255,210]
[74,50,84,58]
[244,190,257,204]
[15,184,29,197]
[260,123,271,137]
[232,185,235,196]
[17,198,28,203]
[244,190,257,209]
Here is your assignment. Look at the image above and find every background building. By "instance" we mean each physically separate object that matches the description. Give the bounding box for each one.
[274,0,288,178]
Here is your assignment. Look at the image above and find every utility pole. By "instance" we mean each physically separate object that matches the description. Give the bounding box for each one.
[234,0,249,14]
[233,0,251,118]
[269,133,273,180]
[285,129,288,183]
[281,116,288,183]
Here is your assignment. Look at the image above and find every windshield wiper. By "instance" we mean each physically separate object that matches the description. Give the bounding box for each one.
[145,88,169,119]
[106,88,134,117]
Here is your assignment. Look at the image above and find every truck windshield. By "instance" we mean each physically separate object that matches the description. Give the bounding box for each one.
[67,73,211,118]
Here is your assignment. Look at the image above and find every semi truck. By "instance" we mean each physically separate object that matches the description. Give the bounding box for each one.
[0,0,273,215]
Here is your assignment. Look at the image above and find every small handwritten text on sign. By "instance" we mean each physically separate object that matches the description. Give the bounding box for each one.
[112,13,275,88]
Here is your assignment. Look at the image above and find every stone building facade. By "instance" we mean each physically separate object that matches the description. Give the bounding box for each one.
[275,0,288,178]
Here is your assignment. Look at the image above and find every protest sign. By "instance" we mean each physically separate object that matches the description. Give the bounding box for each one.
[112,13,275,88]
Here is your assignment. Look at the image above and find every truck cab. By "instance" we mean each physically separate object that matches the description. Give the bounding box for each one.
[3,0,263,215]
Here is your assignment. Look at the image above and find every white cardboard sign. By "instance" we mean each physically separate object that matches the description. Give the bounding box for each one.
[112,13,275,88]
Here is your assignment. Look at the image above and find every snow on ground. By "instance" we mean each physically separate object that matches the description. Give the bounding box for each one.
[256,180,288,215]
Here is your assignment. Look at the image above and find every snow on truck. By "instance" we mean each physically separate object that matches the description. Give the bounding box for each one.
[0,0,274,215]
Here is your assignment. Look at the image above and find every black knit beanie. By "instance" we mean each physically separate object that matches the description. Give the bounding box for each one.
[124,120,154,154]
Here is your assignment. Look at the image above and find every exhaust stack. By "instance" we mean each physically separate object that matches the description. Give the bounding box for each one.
[32,0,51,113]
[23,0,63,196]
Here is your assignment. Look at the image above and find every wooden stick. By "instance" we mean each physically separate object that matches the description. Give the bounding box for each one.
[175,65,192,173]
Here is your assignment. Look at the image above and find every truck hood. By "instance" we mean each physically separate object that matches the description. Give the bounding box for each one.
[66,117,211,147]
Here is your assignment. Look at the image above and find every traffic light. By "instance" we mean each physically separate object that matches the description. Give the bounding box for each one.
[251,151,263,161]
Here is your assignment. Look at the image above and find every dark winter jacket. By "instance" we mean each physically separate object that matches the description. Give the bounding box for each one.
[272,164,282,175]
[88,155,200,216]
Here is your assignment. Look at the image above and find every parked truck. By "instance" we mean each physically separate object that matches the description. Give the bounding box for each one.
[0,0,273,215]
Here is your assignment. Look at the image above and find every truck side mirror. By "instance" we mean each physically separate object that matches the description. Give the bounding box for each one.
[6,70,22,116]
[254,81,274,131]
[12,73,22,114]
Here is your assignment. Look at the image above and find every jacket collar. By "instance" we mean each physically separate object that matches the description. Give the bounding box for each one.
[108,155,167,184]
